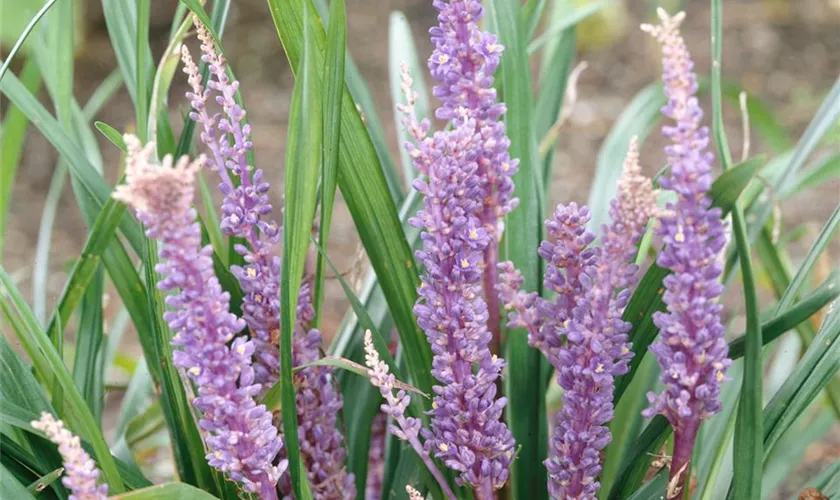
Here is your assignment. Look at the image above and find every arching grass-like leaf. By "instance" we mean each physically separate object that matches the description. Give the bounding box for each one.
[489,1,547,497]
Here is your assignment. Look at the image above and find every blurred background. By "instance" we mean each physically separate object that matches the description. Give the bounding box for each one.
[2,0,839,491]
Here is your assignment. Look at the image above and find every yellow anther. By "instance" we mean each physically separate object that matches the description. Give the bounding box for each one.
[438,54,450,64]
[214,451,223,459]
[439,443,449,452]
[254,294,263,303]
[188,366,201,376]
[716,371,725,382]
[674,228,685,243]
[469,228,478,240]
[236,344,247,355]
[247,268,257,277]
[596,364,605,373]
[502,162,510,171]
[621,346,630,355]
[461,258,470,268]
[492,354,498,363]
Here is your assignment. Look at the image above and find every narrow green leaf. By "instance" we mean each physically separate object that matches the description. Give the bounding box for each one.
[95,121,128,150]
[109,483,220,500]
[775,203,840,314]
[279,5,321,497]
[72,271,105,422]
[266,0,434,402]
[0,0,58,82]
[0,57,41,258]
[25,467,64,494]
[535,25,576,183]
[314,0,346,327]
[784,153,840,197]
[625,468,668,500]
[489,1,546,498]
[388,10,430,188]
[710,1,762,496]
[762,302,840,461]
[135,0,151,141]
[1,464,37,500]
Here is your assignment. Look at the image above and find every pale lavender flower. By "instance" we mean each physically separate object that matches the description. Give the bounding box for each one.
[113,135,284,498]
[31,412,108,500]
[642,9,730,495]
[428,0,519,341]
[407,108,514,495]
[406,485,424,500]
[181,23,282,389]
[546,141,656,499]
[363,331,457,500]
[499,140,656,498]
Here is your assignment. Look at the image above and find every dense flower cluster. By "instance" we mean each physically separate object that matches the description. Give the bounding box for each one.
[113,135,284,498]
[499,140,656,498]
[428,0,518,339]
[363,331,456,500]
[402,1,516,495]
[31,412,108,500]
[642,8,731,491]
[182,23,282,389]
[182,18,352,499]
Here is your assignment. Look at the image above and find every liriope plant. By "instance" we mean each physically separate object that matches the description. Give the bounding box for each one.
[1,1,839,500]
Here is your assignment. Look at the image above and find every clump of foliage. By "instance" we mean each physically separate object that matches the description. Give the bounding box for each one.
[1,1,839,499]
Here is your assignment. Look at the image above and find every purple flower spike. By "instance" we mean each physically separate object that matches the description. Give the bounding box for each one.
[545,140,657,499]
[31,412,108,500]
[428,0,519,343]
[113,136,285,498]
[181,22,282,390]
[642,9,731,496]
[407,111,514,496]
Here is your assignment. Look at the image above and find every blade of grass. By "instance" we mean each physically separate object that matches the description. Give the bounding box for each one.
[775,203,840,314]
[109,483,220,500]
[264,0,434,401]
[0,0,58,82]
[312,0,405,206]
[710,1,762,497]
[279,5,321,497]
[388,10,429,188]
[0,56,41,258]
[72,270,105,423]
[784,153,840,197]
[25,467,64,494]
[32,164,67,324]
[535,25,576,183]
[314,0,346,328]
[489,1,546,498]
[135,0,150,141]
[0,464,37,500]
[762,296,840,460]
